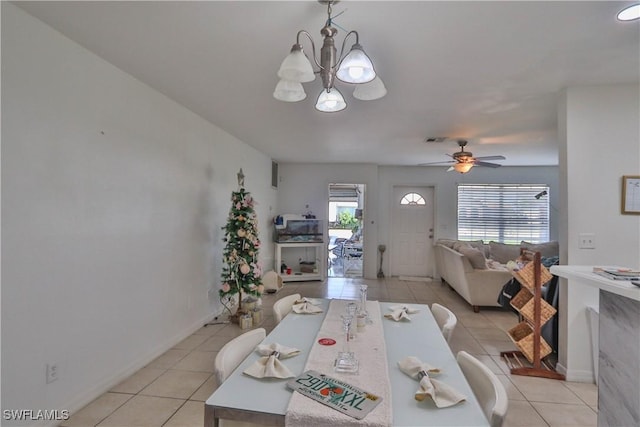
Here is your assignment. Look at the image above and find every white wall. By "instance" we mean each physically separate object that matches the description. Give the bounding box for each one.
[556,84,640,382]
[1,4,276,422]
[563,84,640,267]
[278,162,559,278]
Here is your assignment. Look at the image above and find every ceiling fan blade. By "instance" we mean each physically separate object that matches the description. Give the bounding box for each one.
[446,166,455,172]
[474,161,502,168]
[418,160,456,166]
[473,155,506,161]
[475,156,507,160]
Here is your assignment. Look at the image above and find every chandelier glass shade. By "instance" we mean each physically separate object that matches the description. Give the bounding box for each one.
[335,43,376,84]
[274,1,385,112]
[276,45,316,83]
[315,87,347,112]
[353,76,387,100]
[273,79,307,102]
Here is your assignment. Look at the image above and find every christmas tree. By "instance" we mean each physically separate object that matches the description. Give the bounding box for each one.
[219,169,263,315]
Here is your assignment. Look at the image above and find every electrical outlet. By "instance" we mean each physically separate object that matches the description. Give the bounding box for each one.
[46,363,59,384]
[579,233,596,249]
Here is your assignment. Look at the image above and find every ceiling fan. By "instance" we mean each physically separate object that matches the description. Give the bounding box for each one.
[420,140,506,174]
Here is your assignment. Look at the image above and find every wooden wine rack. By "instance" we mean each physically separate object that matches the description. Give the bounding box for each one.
[501,250,565,380]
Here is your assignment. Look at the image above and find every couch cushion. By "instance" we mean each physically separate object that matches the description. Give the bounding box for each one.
[521,241,559,258]
[489,241,523,264]
[458,246,488,270]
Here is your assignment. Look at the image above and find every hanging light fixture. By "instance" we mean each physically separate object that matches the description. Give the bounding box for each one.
[453,162,474,174]
[273,0,386,112]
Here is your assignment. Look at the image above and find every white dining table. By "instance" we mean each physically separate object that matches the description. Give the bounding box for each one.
[205,299,489,426]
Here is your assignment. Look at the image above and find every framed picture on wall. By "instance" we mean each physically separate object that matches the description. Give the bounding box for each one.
[622,175,640,215]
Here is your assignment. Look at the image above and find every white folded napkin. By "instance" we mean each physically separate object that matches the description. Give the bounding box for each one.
[292,298,323,314]
[243,343,301,379]
[296,297,321,305]
[384,304,420,321]
[398,356,466,408]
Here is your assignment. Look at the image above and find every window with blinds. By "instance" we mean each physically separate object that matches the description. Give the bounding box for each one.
[457,184,550,244]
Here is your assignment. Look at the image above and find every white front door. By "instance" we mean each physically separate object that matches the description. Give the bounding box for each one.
[390,186,435,278]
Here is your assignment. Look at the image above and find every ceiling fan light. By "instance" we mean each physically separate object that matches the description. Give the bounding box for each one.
[315,87,346,112]
[453,162,474,174]
[277,45,316,83]
[353,75,387,100]
[273,79,306,102]
[336,43,376,84]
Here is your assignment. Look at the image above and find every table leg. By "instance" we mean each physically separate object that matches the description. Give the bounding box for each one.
[204,404,218,427]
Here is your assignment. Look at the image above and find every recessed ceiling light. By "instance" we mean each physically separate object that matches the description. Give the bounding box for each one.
[617,3,640,21]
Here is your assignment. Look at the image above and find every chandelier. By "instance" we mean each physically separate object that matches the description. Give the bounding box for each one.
[273,0,387,112]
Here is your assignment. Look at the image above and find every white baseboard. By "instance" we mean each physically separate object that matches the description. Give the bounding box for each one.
[555,363,595,383]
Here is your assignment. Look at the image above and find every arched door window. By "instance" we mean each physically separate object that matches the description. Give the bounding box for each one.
[400,192,426,205]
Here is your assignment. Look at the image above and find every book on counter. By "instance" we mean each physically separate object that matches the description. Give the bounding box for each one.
[593,267,640,281]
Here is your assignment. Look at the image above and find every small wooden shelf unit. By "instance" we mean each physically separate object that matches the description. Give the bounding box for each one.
[501,250,565,380]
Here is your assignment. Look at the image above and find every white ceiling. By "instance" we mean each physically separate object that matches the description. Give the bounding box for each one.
[14,1,640,167]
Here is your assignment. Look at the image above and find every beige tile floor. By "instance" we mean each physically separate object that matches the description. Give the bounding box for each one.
[61,277,598,427]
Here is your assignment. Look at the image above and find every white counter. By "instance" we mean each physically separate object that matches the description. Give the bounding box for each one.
[550,265,640,301]
[551,265,640,426]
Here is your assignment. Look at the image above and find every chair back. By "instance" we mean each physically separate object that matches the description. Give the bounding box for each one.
[273,293,301,324]
[457,351,508,427]
[431,303,457,343]
[214,328,266,386]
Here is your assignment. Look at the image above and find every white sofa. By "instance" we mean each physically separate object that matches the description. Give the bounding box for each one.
[434,243,512,312]
[434,239,559,312]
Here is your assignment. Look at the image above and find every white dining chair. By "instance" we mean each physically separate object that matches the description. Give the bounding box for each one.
[431,303,457,343]
[214,328,266,385]
[457,351,508,427]
[272,293,301,324]
[213,328,267,427]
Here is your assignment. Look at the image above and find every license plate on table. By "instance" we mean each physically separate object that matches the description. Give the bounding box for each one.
[286,370,383,420]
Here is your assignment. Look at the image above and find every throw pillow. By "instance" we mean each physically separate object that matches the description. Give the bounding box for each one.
[465,240,490,258]
[458,246,488,270]
[453,241,472,252]
[521,241,559,258]
[489,241,522,264]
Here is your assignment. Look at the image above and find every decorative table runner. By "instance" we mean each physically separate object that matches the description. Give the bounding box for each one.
[285,299,392,427]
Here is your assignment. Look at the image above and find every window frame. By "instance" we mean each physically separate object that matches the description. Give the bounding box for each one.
[457,184,550,244]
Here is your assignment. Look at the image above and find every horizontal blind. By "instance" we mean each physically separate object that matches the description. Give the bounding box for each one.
[457,184,549,244]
